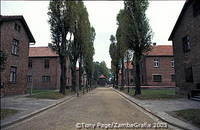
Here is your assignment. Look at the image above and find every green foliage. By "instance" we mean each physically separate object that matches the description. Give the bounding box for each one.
[0,51,7,72]
[118,0,153,95]
[109,35,121,86]
[123,0,152,55]
[122,88,179,100]
[83,27,96,79]
[48,1,75,56]
[48,0,77,94]
[174,109,200,127]
[28,91,66,99]
[93,61,109,81]
[0,109,18,120]
[48,1,95,94]
[109,35,120,72]
[116,9,128,59]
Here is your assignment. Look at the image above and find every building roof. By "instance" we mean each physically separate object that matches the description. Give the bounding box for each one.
[99,75,107,79]
[29,47,58,57]
[145,45,173,56]
[168,0,192,40]
[0,15,35,43]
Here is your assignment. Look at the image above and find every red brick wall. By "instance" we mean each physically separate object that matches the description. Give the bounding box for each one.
[118,69,135,86]
[1,20,29,96]
[28,56,72,89]
[143,56,175,86]
[171,1,200,96]
[28,57,60,89]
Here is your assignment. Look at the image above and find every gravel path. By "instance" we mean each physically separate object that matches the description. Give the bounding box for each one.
[4,88,169,130]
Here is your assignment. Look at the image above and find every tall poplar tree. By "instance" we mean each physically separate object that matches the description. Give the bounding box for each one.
[48,0,75,94]
[123,0,152,95]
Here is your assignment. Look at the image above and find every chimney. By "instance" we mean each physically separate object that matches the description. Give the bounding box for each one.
[153,42,156,46]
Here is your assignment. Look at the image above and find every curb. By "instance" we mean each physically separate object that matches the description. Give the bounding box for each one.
[113,88,198,130]
[1,88,96,129]
[1,95,75,129]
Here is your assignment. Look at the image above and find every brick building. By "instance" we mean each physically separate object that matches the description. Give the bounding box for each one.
[28,47,72,89]
[0,15,35,96]
[98,75,107,86]
[169,0,200,97]
[140,45,175,86]
[118,61,135,86]
[118,45,175,87]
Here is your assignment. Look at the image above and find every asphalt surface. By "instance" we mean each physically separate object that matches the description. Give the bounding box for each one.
[4,88,169,130]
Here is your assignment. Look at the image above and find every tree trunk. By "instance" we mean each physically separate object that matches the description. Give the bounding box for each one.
[79,55,82,91]
[127,59,130,95]
[134,56,141,95]
[59,55,66,94]
[89,77,92,89]
[121,58,125,90]
[86,78,88,92]
[128,86,130,93]
[115,67,119,88]
[113,74,115,88]
[71,64,79,96]
[126,52,130,86]
[128,69,130,86]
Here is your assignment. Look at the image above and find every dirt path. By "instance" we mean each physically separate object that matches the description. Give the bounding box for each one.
[5,88,169,130]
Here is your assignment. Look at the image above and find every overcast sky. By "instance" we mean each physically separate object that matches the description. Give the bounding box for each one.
[1,1,185,68]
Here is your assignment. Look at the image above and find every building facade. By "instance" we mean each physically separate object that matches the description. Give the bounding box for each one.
[0,15,35,96]
[118,45,175,87]
[169,0,200,97]
[28,47,72,89]
[118,61,135,86]
[140,45,175,86]
[98,75,107,86]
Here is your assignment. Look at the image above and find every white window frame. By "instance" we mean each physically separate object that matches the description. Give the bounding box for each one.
[11,39,19,55]
[10,66,17,83]
[171,60,174,68]
[42,76,51,82]
[27,75,32,82]
[153,59,159,68]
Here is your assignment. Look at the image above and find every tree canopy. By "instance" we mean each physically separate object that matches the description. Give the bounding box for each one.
[123,0,152,95]
[93,61,109,81]
[48,0,95,95]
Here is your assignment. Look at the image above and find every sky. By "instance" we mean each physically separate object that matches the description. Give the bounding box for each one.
[1,1,185,68]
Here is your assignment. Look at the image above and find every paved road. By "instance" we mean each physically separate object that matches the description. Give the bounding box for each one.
[4,88,168,130]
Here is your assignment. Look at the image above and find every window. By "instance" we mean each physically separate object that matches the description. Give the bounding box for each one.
[193,0,200,17]
[27,75,32,82]
[11,39,19,55]
[42,76,50,82]
[153,75,162,82]
[130,79,133,83]
[171,74,175,82]
[153,59,159,68]
[171,60,174,68]
[182,35,191,53]
[28,59,32,68]
[10,66,17,83]
[14,23,21,32]
[185,67,194,83]
[44,59,49,68]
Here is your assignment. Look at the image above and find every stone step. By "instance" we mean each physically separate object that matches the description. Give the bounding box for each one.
[193,95,200,98]
[191,97,200,102]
